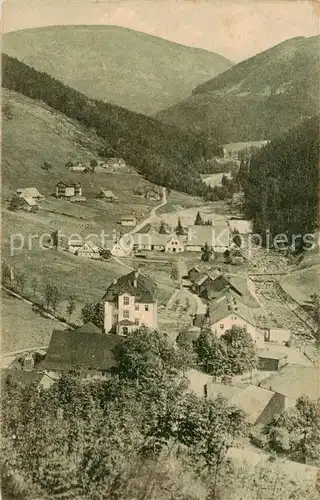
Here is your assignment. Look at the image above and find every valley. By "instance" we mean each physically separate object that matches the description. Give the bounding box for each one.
[1,19,320,500]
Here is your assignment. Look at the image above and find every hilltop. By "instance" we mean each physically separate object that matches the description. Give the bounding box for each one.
[156,36,320,142]
[2,25,232,115]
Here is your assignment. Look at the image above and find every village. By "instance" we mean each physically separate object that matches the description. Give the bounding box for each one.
[2,148,319,460]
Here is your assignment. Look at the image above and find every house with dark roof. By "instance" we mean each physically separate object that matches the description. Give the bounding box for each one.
[38,323,123,375]
[205,382,286,426]
[102,270,157,335]
[56,182,82,199]
[96,190,118,202]
[208,293,265,347]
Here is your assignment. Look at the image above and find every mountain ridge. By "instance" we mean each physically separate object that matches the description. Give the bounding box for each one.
[156,35,319,143]
[2,25,232,115]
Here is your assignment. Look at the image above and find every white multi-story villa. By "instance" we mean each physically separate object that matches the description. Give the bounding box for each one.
[102,270,158,335]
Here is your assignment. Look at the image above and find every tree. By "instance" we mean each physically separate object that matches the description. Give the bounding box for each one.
[8,195,23,211]
[159,220,167,234]
[14,272,25,294]
[90,159,98,172]
[99,249,111,259]
[201,241,212,262]
[220,326,257,375]
[44,282,54,310]
[81,302,104,329]
[66,295,76,322]
[310,293,320,339]
[42,161,53,171]
[194,211,204,226]
[114,327,183,381]
[51,286,61,314]
[267,396,320,466]
[2,261,12,286]
[50,230,59,250]
[171,264,179,281]
[232,229,242,248]
[65,161,73,169]
[175,218,184,236]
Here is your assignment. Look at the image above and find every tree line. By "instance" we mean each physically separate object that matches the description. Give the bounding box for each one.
[2,54,229,200]
[242,117,319,251]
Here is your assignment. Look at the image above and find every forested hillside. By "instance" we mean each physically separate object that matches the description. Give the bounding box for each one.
[2,25,231,115]
[156,36,319,143]
[2,54,222,198]
[242,116,319,250]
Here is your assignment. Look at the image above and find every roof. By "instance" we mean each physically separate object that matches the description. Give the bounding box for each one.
[206,383,275,424]
[102,270,157,303]
[194,273,210,286]
[132,232,169,247]
[257,349,288,361]
[1,369,44,387]
[209,294,256,327]
[77,240,100,253]
[19,194,38,206]
[231,385,275,424]
[41,330,123,371]
[17,187,43,198]
[186,225,230,247]
[99,190,117,198]
[260,365,320,407]
[73,322,103,334]
[228,219,253,234]
[56,182,79,188]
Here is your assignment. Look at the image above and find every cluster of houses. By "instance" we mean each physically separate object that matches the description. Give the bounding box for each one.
[67,158,127,172]
[4,266,296,435]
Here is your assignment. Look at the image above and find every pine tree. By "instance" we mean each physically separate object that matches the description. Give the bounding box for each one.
[201,241,212,261]
[175,218,184,236]
[194,211,204,226]
[159,221,167,234]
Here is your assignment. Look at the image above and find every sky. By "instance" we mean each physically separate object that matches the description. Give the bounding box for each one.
[2,0,319,62]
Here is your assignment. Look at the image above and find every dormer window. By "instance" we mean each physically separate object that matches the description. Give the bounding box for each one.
[123,296,130,305]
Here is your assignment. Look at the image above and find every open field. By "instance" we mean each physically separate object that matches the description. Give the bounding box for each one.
[201,172,232,188]
[1,291,65,353]
[223,140,270,155]
[280,264,320,305]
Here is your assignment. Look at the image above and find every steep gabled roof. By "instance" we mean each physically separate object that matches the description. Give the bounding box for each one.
[102,270,157,303]
[1,369,44,387]
[41,330,123,372]
[209,294,256,327]
[17,187,43,198]
[73,322,103,334]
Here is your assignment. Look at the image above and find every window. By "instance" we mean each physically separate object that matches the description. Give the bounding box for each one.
[123,310,129,319]
[145,305,149,311]
[220,324,224,329]
[134,318,139,325]
[123,296,130,305]
[122,327,128,335]
[135,304,139,311]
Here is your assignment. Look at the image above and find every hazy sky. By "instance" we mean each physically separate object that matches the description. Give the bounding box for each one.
[2,0,319,61]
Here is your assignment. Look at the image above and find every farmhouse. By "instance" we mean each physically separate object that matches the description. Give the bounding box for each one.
[205,383,286,426]
[68,240,100,259]
[132,229,169,252]
[9,194,39,212]
[208,293,264,347]
[187,266,201,283]
[96,190,118,202]
[16,187,45,202]
[120,215,137,227]
[145,188,162,201]
[38,323,123,376]
[185,225,230,253]
[102,270,157,335]
[68,164,87,172]
[165,234,185,253]
[56,182,82,199]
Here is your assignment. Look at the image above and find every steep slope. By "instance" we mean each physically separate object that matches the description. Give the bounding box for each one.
[2,25,232,115]
[156,36,320,142]
[3,55,221,198]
